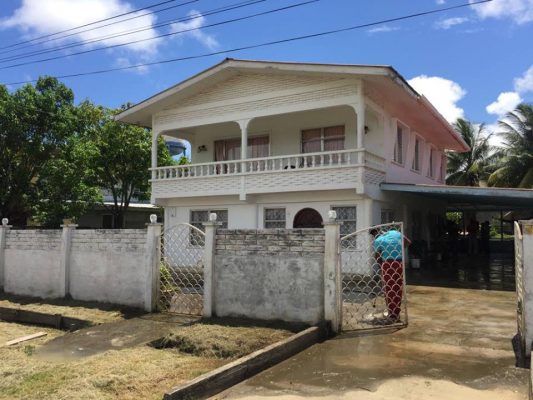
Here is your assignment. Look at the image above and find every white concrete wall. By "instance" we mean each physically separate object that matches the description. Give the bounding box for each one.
[163,190,367,230]
[69,230,148,308]
[4,230,63,298]
[188,106,358,164]
[1,228,153,309]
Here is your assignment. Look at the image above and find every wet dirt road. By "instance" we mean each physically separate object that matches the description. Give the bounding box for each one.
[213,286,528,400]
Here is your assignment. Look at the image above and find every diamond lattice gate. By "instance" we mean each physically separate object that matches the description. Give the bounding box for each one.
[159,223,205,315]
[340,222,408,331]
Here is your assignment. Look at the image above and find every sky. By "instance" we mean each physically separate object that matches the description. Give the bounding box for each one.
[0,0,532,143]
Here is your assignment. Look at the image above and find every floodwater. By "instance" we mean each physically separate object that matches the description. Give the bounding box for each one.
[36,313,197,361]
[214,285,528,400]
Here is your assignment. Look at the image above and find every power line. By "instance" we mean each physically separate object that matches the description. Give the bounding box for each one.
[3,0,493,86]
[0,0,268,64]
[0,0,199,51]
[0,0,311,70]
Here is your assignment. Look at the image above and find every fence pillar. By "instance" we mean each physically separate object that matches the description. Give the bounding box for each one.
[145,214,162,312]
[520,220,533,356]
[0,218,12,289]
[59,223,77,297]
[203,213,219,318]
[323,211,342,333]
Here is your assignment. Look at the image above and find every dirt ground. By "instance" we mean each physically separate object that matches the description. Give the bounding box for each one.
[0,316,295,400]
[0,292,141,324]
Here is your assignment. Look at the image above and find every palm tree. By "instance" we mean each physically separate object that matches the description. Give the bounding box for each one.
[446,119,497,186]
[488,103,533,188]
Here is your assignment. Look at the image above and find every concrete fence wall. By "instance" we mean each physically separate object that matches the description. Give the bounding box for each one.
[213,228,326,325]
[0,220,161,311]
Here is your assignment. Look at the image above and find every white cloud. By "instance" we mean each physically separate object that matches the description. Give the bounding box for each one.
[435,17,469,29]
[367,25,400,34]
[408,75,467,122]
[0,0,162,56]
[469,0,533,24]
[514,65,533,93]
[486,91,523,116]
[169,10,218,49]
[436,0,446,4]
[114,57,149,74]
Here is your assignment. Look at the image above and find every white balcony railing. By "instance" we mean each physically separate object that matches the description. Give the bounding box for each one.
[152,149,384,180]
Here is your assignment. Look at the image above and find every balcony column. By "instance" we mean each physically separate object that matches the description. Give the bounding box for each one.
[151,131,161,180]
[237,119,251,201]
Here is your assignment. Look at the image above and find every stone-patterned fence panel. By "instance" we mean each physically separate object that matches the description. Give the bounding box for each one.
[213,228,326,325]
[3,230,63,298]
[69,229,148,307]
[0,220,162,311]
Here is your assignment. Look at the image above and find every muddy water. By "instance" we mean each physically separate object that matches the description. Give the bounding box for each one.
[36,313,196,361]
[214,286,528,399]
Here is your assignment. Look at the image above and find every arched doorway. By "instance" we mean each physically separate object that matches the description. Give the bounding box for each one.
[293,208,323,228]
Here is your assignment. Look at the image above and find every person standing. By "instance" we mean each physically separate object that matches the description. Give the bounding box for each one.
[373,229,411,322]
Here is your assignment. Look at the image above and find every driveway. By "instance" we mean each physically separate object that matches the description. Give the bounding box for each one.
[213,286,528,400]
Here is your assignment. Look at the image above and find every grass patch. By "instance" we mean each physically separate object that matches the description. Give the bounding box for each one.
[0,317,301,399]
[0,293,141,324]
[156,317,301,359]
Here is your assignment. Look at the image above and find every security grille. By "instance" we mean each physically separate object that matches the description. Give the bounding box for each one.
[514,221,525,356]
[340,222,408,331]
[159,223,205,315]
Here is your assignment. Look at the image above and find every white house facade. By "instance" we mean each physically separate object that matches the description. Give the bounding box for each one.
[116,59,469,242]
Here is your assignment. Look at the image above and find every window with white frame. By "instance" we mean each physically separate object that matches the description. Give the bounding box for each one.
[381,209,395,224]
[332,206,357,235]
[393,122,408,165]
[264,208,286,228]
[428,148,436,178]
[412,137,421,172]
[301,125,345,153]
[439,154,447,182]
[190,210,228,231]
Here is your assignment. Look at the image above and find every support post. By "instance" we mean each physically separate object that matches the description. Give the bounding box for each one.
[238,119,251,201]
[151,131,160,180]
[145,214,163,312]
[520,220,533,356]
[323,211,342,333]
[203,213,219,318]
[0,218,12,289]
[59,223,77,298]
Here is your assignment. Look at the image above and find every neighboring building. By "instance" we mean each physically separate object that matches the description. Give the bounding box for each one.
[115,59,474,245]
[77,190,159,229]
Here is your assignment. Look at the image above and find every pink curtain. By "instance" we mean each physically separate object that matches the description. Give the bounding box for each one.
[301,129,322,153]
[248,136,269,158]
[323,126,345,151]
[225,138,241,161]
[214,140,225,162]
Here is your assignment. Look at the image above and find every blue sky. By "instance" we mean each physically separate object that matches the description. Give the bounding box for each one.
[0,0,532,136]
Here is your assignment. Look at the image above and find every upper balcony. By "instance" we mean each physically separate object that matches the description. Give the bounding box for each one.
[150,148,385,201]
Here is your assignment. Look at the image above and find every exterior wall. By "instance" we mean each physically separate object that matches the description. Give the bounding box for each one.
[1,227,154,309]
[214,229,325,324]
[189,106,358,164]
[164,190,368,230]
[69,230,148,308]
[4,230,63,298]
[154,73,361,132]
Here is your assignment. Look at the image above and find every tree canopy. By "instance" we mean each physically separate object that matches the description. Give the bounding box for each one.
[0,77,173,227]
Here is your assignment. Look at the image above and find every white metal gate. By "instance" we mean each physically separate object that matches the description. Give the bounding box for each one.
[514,221,525,356]
[159,223,205,315]
[340,222,408,331]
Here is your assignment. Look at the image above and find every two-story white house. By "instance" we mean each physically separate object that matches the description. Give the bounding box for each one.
[116,59,469,242]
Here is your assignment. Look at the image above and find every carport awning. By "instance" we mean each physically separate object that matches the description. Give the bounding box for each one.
[381,183,533,211]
